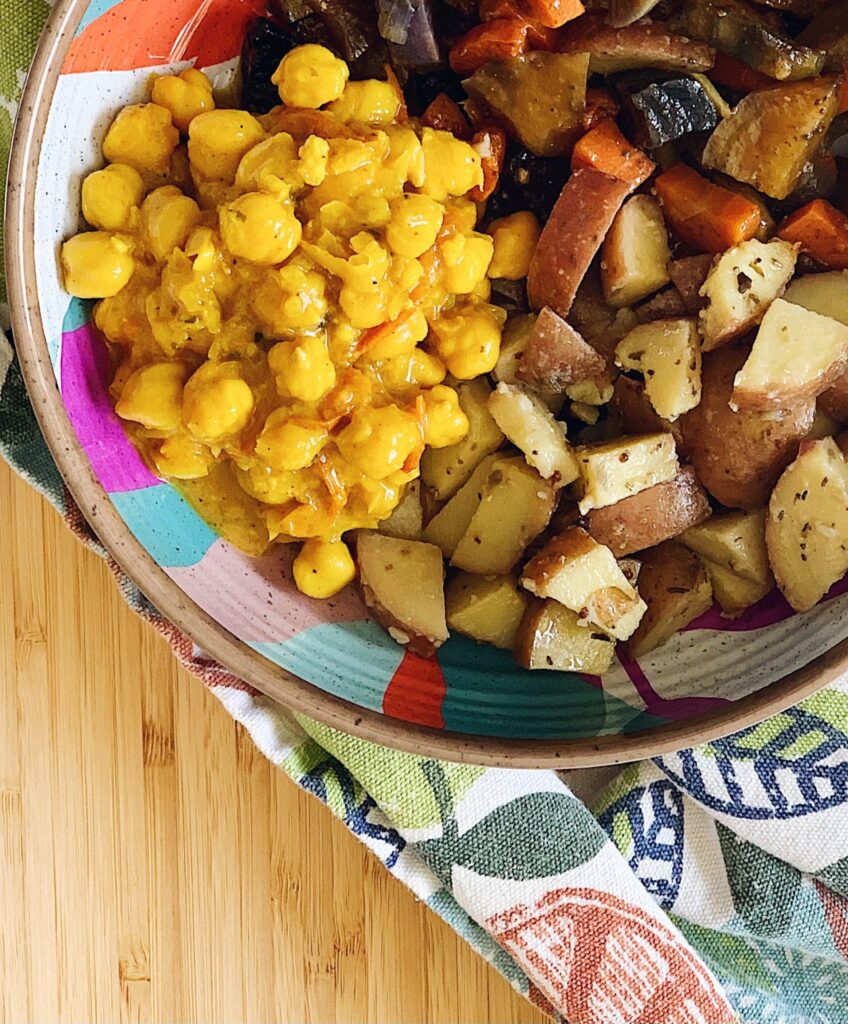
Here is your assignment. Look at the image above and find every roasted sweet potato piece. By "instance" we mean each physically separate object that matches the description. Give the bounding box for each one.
[421,93,472,139]
[450,19,531,76]
[515,306,606,392]
[557,15,715,74]
[702,77,840,200]
[586,466,711,557]
[527,168,631,316]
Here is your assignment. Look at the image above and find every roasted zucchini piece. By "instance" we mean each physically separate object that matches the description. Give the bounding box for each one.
[701,76,840,200]
[463,52,589,157]
[675,0,826,82]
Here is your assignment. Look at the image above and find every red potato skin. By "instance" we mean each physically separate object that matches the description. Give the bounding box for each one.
[528,168,631,317]
[667,255,713,313]
[556,15,715,72]
[516,306,607,391]
[634,286,689,323]
[679,343,816,509]
[612,375,686,452]
[585,466,711,556]
[819,373,848,423]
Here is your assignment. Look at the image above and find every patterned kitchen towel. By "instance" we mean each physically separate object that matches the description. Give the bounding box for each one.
[5,5,848,1022]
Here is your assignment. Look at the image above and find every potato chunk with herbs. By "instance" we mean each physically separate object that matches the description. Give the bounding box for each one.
[488,383,579,486]
[514,600,616,674]
[575,433,679,514]
[699,238,798,351]
[521,527,647,641]
[615,318,701,421]
[732,298,848,412]
[446,573,529,650]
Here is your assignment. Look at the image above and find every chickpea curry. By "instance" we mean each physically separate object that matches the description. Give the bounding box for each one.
[61,0,848,671]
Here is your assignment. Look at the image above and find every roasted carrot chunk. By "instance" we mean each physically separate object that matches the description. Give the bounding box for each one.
[779,200,848,270]
[524,0,585,28]
[469,125,508,202]
[654,164,762,254]
[422,93,472,140]
[571,119,655,191]
[583,86,619,130]
[449,19,530,75]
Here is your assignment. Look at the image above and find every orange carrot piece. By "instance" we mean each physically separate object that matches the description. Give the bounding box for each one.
[478,0,558,46]
[583,86,619,130]
[654,164,762,254]
[449,19,530,75]
[571,119,655,192]
[355,308,419,356]
[523,0,585,28]
[778,199,848,270]
[469,125,508,202]
[422,93,472,139]
[708,52,774,94]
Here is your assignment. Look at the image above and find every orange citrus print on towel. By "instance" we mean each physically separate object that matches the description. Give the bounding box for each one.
[64,0,267,74]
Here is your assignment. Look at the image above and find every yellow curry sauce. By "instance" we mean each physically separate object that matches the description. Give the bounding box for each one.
[61,45,539,597]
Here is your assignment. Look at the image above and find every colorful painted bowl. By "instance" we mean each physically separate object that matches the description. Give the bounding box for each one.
[8,0,848,767]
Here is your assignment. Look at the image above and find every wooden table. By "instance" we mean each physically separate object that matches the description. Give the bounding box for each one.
[0,459,545,1023]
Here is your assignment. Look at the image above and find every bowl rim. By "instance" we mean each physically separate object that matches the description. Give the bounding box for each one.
[7,0,848,769]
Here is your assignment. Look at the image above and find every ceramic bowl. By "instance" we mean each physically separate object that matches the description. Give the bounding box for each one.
[8,0,848,767]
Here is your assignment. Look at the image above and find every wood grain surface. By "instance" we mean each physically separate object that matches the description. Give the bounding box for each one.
[0,459,545,1024]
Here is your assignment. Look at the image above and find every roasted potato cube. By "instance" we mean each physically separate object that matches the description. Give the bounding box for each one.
[615,318,701,421]
[587,465,711,557]
[732,298,848,412]
[463,52,589,157]
[379,481,423,541]
[452,457,557,574]
[514,599,617,674]
[515,307,607,392]
[493,315,565,412]
[445,573,529,650]
[699,238,798,351]
[569,264,640,361]
[356,533,448,657]
[701,558,771,618]
[566,377,616,407]
[702,77,840,200]
[681,509,772,588]
[488,383,580,486]
[680,342,815,509]
[819,378,848,425]
[521,527,646,640]
[783,271,848,327]
[575,432,679,514]
[626,542,713,658]
[558,15,715,74]
[619,557,642,585]
[601,195,671,308]
[766,437,848,612]
[528,168,631,319]
[422,454,500,557]
[420,377,504,501]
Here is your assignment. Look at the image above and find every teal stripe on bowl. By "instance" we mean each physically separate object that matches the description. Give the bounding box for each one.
[249,619,403,713]
[439,636,660,739]
[111,484,217,567]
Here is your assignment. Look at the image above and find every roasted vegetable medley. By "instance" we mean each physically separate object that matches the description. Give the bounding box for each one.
[61,0,848,675]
